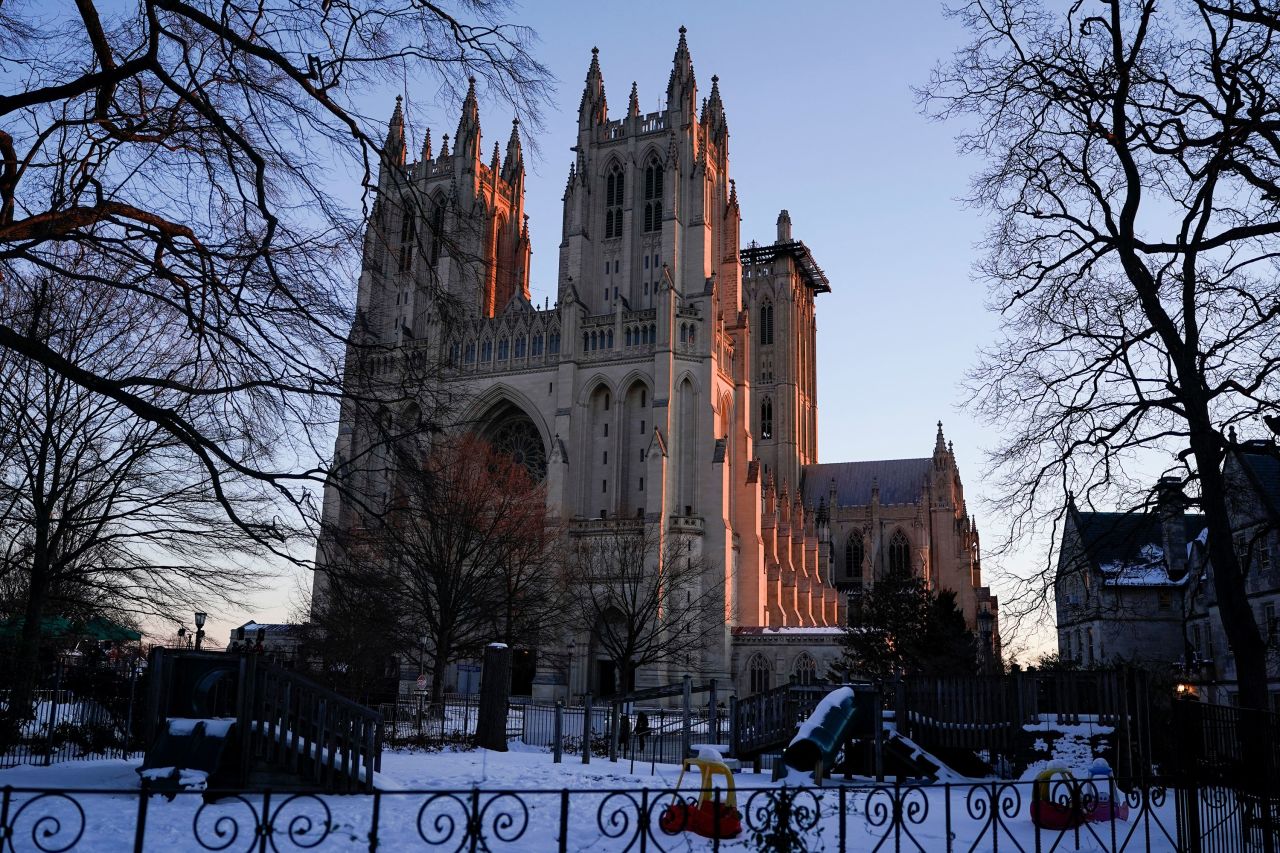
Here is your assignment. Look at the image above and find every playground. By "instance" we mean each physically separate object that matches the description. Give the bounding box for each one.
[0,647,1271,851]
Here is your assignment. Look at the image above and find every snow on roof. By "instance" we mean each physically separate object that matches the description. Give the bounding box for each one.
[1099,543,1187,587]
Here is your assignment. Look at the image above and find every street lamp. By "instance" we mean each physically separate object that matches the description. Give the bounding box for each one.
[194,611,207,651]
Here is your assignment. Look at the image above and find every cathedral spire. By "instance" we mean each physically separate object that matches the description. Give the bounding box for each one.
[439,133,450,160]
[628,81,640,119]
[384,96,406,167]
[503,118,524,181]
[455,76,481,162]
[666,26,696,114]
[935,420,947,454]
[702,73,726,139]
[579,47,607,127]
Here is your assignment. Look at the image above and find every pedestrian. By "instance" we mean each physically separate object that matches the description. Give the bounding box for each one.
[635,711,651,752]
[618,713,632,756]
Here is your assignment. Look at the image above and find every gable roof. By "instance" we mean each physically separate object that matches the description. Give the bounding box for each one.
[801,458,933,507]
[1069,510,1204,586]
[1234,441,1280,523]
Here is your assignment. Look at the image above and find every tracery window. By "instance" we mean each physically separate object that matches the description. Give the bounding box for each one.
[889,529,911,575]
[791,653,817,686]
[845,532,864,580]
[760,397,773,440]
[748,654,771,695]
[605,163,624,239]
[643,157,663,232]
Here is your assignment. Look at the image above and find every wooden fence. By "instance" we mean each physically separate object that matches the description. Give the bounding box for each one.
[147,649,382,792]
[894,667,1153,776]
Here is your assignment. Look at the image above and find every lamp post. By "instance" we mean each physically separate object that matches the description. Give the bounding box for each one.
[977,608,995,673]
[194,611,207,651]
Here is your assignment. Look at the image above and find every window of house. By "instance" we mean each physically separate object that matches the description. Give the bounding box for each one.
[605,164,624,239]
[643,157,663,232]
[889,530,911,575]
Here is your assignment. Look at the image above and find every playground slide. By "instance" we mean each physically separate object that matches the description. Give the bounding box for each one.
[138,718,239,795]
[782,687,859,772]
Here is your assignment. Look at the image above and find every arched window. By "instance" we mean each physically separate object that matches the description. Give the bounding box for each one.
[760,397,773,440]
[625,328,632,347]
[680,324,687,343]
[792,653,817,686]
[889,529,912,575]
[845,532,864,580]
[759,300,774,345]
[428,197,445,265]
[643,157,663,232]
[605,163,624,239]
[748,654,771,695]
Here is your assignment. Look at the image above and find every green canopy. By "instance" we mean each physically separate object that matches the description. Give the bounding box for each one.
[0,616,142,642]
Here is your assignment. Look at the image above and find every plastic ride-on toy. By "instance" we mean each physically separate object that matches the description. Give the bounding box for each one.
[659,754,743,839]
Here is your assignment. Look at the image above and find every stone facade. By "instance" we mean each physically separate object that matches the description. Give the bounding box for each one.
[315,29,998,700]
[1184,440,1280,709]
[1055,440,1280,712]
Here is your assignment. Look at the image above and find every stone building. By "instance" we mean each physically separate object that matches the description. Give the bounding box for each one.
[315,30,999,699]
[1054,486,1202,668]
[1184,440,1280,709]
[1054,438,1280,711]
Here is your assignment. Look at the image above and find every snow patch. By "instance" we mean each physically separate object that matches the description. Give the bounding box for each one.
[168,718,235,737]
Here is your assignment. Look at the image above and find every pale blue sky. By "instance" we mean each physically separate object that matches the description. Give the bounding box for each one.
[228,2,1050,655]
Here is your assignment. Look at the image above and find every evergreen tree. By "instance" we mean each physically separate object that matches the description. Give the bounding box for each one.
[840,573,979,680]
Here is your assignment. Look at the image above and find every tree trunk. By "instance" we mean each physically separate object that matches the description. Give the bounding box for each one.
[1194,432,1269,711]
[428,634,452,718]
[9,561,50,723]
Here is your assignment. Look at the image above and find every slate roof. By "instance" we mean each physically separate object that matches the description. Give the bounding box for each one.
[801,458,934,507]
[1236,442,1280,522]
[1070,511,1204,585]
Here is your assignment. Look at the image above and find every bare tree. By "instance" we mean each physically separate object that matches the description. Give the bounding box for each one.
[564,524,721,696]
[0,0,552,544]
[0,271,268,714]
[322,433,559,704]
[923,0,1280,709]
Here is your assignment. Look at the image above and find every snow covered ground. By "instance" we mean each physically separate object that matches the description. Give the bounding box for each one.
[0,747,1183,851]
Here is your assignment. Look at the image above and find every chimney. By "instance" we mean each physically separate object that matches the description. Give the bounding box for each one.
[1156,476,1189,580]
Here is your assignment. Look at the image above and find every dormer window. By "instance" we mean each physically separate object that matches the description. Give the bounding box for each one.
[605,164,624,239]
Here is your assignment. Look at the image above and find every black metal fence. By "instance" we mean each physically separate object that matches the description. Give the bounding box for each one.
[0,665,145,768]
[0,775,1269,852]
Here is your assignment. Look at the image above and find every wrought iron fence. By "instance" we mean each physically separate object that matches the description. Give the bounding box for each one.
[0,776,1270,852]
[0,666,145,768]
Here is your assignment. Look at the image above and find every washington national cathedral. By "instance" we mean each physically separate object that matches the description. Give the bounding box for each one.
[315,29,1000,698]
